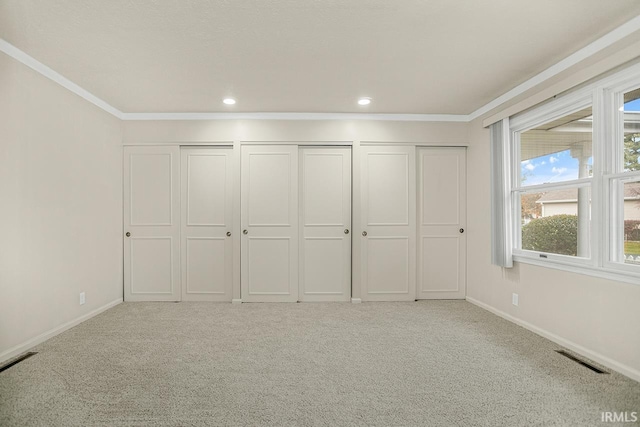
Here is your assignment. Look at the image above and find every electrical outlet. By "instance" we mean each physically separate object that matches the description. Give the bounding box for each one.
[79,292,86,305]
[512,293,519,306]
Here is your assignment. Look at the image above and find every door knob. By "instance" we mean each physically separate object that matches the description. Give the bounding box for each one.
[344,229,350,234]
[226,231,232,237]
[243,229,248,235]
[362,231,367,237]
[459,228,464,234]
[125,232,131,237]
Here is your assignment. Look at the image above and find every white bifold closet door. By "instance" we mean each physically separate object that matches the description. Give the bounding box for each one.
[360,145,416,301]
[299,147,352,302]
[417,147,466,299]
[124,146,181,301]
[181,147,234,301]
[241,145,299,302]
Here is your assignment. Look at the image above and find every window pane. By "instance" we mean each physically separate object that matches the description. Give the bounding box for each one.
[623,181,640,265]
[519,107,593,186]
[520,188,590,257]
[622,88,640,172]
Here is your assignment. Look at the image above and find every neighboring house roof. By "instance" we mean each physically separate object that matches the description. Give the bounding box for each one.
[536,188,580,204]
[536,182,640,204]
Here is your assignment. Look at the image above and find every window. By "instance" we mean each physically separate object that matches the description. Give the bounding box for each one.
[607,85,640,270]
[493,61,640,283]
[514,106,593,261]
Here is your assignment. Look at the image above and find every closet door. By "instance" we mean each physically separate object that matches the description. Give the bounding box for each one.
[360,145,416,301]
[299,147,352,302]
[181,147,233,301]
[417,147,466,299]
[241,145,298,302]
[124,146,181,301]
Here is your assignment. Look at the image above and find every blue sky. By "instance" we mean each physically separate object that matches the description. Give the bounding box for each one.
[520,97,639,186]
[521,149,587,186]
[624,98,640,112]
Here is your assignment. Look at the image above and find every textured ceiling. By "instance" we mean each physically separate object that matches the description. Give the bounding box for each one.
[2,0,640,114]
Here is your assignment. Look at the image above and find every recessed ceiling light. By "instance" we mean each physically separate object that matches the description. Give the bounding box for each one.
[223,98,236,105]
[358,97,372,106]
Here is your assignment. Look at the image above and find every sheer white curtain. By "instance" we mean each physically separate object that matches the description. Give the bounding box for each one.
[490,118,513,268]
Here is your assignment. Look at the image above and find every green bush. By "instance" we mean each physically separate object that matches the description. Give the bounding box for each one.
[522,214,578,256]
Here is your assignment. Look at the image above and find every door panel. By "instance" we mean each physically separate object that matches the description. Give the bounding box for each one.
[124,146,180,301]
[299,148,351,301]
[360,146,416,301]
[130,237,174,294]
[129,154,173,226]
[421,237,460,293]
[241,146,298,302]
[422,153,461,224]
[417,147,466,299]
[248,153,292,226]
[303,153,344,225]
[185,238,226,294]
[186,154,227,226]
[366,237,409,294]
[302,238,344,294]
[367,154,410,225]
[247,238,291,295]
[181,147,233,301]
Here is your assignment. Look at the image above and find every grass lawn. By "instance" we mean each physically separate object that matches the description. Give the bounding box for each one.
[624,241,640,255]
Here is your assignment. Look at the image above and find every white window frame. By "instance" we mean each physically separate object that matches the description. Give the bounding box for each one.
[500,60,640,285]
[603,172,640,274]
[511,92,594,267]
[602,66,640,277]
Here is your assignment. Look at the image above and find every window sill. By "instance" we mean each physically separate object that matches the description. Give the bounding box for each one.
[512,254,640,286]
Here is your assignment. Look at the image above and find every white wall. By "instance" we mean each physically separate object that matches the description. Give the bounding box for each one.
[466,117,640,381]
[122,119,468,145]
[0,52,123,362]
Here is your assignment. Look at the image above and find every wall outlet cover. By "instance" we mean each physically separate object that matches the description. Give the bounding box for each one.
[79,292,86,305]
[512,293,519,306]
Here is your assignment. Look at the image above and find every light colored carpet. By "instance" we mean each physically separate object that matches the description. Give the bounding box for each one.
[0,301,638,426]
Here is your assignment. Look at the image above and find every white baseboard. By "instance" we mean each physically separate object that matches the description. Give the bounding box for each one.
[0,298,123,365]
[466,296,640,383]
[351,298,362,304]
[231,299,242,304]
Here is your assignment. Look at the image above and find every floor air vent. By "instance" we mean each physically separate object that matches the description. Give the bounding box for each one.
[555,350,608,374]
[0,352,38,373]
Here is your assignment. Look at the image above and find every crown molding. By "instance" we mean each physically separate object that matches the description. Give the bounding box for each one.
[0,38,124,119]
[120,112,469,121]
[3,13,640,124]
[467,14,640,122]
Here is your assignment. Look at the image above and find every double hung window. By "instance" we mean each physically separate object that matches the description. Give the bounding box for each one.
[494,61,640,283]
[606,84,640,271]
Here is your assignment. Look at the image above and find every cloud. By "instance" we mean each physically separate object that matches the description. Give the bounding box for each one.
[524,163,535,171]
[522,160,530,165]
[552,167,567,174]
[540,161,546,165]
[549,156,558,163]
